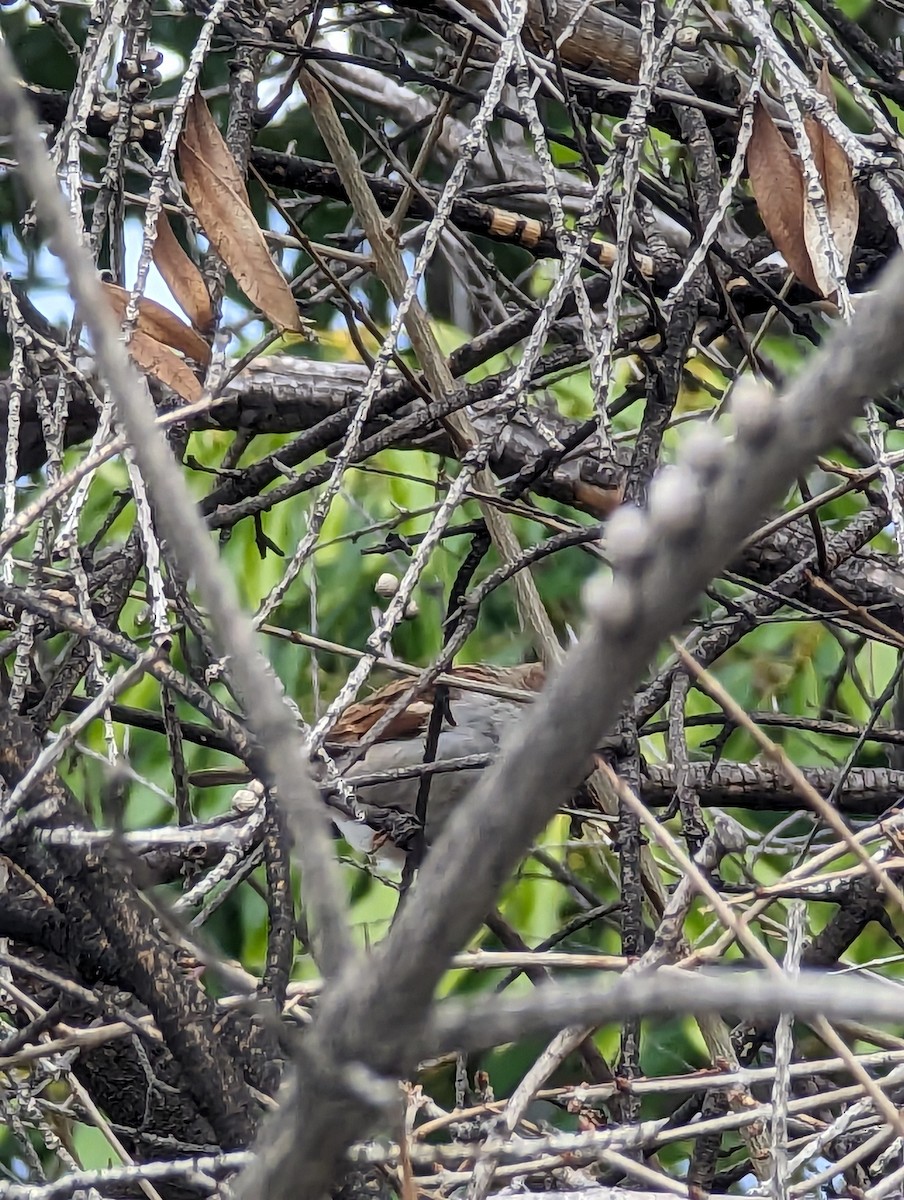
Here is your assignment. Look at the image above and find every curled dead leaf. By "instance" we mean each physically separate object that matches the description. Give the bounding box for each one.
[101,282,211,366]
[802,63,859,298]
[127,330,204,404]
[182,90,250,205]
[747,71,859,300]
[179,92,306,334]
[153,211,214,334]
[747,99,819,295]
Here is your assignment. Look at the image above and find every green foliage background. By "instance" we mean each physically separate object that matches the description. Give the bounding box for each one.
[3,0,904,1183]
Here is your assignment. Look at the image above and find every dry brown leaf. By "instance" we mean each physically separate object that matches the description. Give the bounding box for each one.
[179,92,305,333]
[748,70,859,300]
[183,91,250,206]
[747,99,819,295]
[101,282,211,366]
[802,63,859,298]
[127,329,204,404]
[153,211,214,334]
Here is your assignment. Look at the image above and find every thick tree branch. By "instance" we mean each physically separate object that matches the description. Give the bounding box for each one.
[235,255,904,1199]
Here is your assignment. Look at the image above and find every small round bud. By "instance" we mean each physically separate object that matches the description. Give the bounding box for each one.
[375,572,399,598]
[116,58,141,81]
[232,781,264,813]
[682,425,726,483]
[596,578,636,634]
[581,571,610,617]
[403,598,419,620]
[648,466,704,538]
[127,77,152,100]
[732,379,777,446]
[675,26,700,48]
[605,504,652,573]
[612,120,633,148]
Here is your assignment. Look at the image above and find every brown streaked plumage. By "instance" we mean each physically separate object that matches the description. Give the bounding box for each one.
[189,663,545,864]
[324,662,545,746]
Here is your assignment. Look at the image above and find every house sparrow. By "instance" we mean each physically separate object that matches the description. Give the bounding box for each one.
[189,663,546,863]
